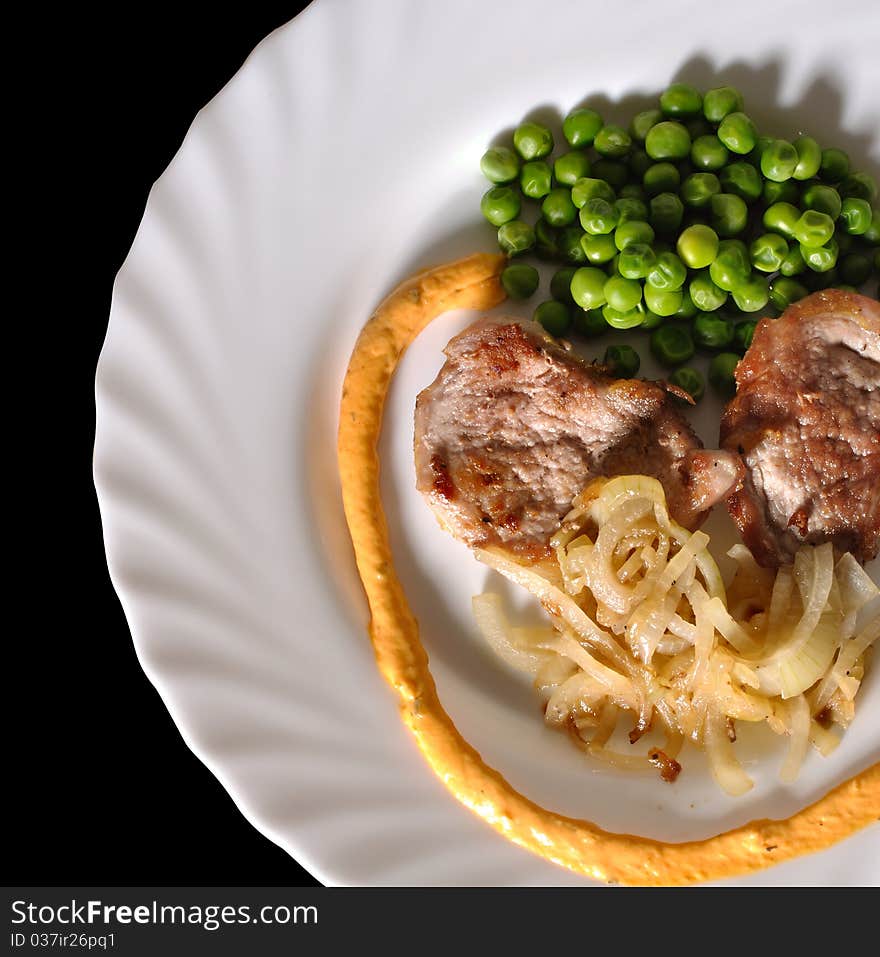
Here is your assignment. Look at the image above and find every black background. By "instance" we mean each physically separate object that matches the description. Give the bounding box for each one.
[11,5,320,885]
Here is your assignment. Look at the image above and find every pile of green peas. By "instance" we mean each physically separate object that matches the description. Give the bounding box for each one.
[480,83,880,401]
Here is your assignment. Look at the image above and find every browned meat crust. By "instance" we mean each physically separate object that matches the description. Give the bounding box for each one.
[414,316,742,558]
[720,290,880,567]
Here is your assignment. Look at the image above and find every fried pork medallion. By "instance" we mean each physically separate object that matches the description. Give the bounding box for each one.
[414,316,742,558]
[721,290,880,568]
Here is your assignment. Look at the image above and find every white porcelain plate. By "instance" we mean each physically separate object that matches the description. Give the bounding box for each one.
[95,0,880,885]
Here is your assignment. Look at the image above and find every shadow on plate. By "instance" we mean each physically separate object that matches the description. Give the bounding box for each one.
[487,55,878,172]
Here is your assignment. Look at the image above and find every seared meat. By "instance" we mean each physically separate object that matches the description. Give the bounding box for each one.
[721,290,880,567]
[414,316,742,558]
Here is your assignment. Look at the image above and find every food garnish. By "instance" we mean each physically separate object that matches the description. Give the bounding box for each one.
[482,83,879,393]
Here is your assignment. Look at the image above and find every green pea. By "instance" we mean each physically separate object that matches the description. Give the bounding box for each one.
[733,319,758,354]
[500,263,540,299]
[834,283,860,293]
[603,344,641,378]
[659,83,702,118]
[802,264,839,290]
[497,221,535,256]
[836,231,856,255]
[650,192,685,234]
[839,198,873,235]
[719,161,763,202]
[581,232,618,264]
[703,86,744,124]
[573,308,608,337]
[534,237,560,262]
[619,183,647,201]
[631,109,663,141]
[542,188,577,226]
[669,366,705,402]
[646,250,687,291]
[681,172,721,208]
[863,210,880,246]
[708,352,740,396]
[534,219,561,260]
[793,210,835,247]
[558,225,587,263]
[602,303,646,330]
[513,122,554,162]
[641,310,664,330]
[717,112,757,154]
[592,159,630,189]
[820,148,850,183]
[480,186,521,226]
[690,135,729,171]
[676,157,695,180]
[689,271,727,311]
[747,135,775,170]
[520,160,553,199]
[614,197,649,224]
[563,109,603,148]
[760,139,798,182]
[594,125,632,158]
[792,136,821,181]
[604,275,643,312]
[779,244,806,277]
[686,117,713,140]
[731,273,770,312]
[643,162,680,195]
[651,324,695,367]
[762,179,799,206]
[768,275,809,311]
[646,121,691,161]
[548,267,576,304]
[750,233,789,273]
[554,151,591,186]
[628,148,653,180]
[571,177,615,208]
[615,220,655,250]
[480,146,520,184]
[617,243,656,279]
[801,238,839,273]
[580,197,620,235]
[710,193,748,237]
[675,288,699,320]
[570,267,608,310]
[644,283,683,316]
[762,201,800,239]
[802,183,843,219]
[534,300,571,337]
[709,239,751,291]
[840,172,878,203]
[677,224,719,268]
[693,311,734,350]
